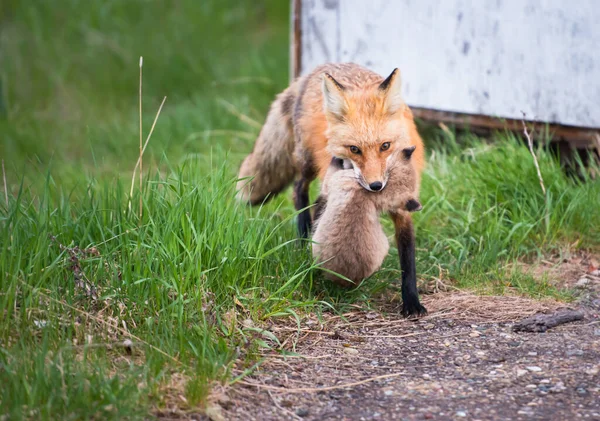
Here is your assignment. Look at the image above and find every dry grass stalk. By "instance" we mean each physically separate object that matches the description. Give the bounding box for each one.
[422,291,558,322]
[217,98,262,129]
[237,371,406,394]
[521,113,546,195]
[139,56,143,219]
[14,276,185,368]
[2,159,7,207]
[128,95,167,209]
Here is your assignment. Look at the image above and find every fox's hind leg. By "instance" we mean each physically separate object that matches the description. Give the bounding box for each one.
[390,211,427,317]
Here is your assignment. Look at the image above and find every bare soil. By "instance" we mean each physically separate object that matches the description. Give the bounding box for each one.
[165,252,600,421]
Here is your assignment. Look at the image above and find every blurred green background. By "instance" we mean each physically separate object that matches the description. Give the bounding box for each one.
[0,0,289,187]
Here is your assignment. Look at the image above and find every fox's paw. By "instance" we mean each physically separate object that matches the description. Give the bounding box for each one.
[401,298,427,318]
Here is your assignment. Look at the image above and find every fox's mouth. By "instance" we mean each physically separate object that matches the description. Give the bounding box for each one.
[357,178,388,192]
[341,158,388,192]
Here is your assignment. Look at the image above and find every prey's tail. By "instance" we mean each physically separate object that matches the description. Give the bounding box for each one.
[236,89,297,205]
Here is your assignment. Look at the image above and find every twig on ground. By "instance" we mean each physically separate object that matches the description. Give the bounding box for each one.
[512,309,584,332]
[267,389,303,420]
[50,235,99,300]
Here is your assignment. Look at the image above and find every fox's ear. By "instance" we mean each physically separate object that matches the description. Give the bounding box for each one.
[402,145,416,159]
[322,73,347,120]
[378,68,403,114]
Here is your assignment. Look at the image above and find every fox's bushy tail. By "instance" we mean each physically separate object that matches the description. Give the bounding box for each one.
[236,89,297,205]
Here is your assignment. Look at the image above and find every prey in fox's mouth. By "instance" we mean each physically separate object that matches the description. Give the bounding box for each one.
[336,158,387,192]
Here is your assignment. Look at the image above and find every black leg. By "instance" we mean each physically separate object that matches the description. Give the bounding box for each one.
[294,178,312,238]
[391,212,427,317]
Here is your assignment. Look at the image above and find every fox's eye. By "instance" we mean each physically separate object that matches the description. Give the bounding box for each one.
[380,142,391,151]
[349,146,361,154]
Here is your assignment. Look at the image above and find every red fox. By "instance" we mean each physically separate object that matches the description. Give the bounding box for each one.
[312,156,422,287]
[236,63,426,316]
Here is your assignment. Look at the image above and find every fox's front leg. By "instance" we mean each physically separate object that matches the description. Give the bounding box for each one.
[390,211,427,317]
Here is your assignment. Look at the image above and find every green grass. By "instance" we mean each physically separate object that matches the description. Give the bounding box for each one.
[1,1,599,419]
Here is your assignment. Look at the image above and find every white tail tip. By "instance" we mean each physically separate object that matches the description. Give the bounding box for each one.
[139,56,143,67]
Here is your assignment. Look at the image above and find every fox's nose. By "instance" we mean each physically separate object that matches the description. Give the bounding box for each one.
[369,181,383,191]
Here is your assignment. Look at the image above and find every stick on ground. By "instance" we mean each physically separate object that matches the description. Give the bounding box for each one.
[512,309,584,333]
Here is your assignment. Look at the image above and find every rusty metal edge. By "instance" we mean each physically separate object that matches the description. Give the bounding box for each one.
[411,107,599,148]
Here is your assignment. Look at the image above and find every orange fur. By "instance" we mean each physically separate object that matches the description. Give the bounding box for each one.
[237,62,424,208]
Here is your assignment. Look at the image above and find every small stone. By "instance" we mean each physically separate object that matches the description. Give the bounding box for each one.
[527,366,542,372]
[540,379,550,384]
[527,352,538,356]
[575,277,590,287]
[526,384,537,389]
[517,369,528,377]
[384,390,394,396]
[550,382,566,393]
[469,331,481,338]
[585,367,599,375]
[591,269,600,276]
[344,347,359,355]
[594,329,600,337]
[422,374,431,380]
[296,408,309,417]
[456,411,467,417]
[566,349,584,356]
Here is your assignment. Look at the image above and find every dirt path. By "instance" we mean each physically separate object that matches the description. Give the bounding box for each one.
[180,253,600,421]
[219,293,599,421]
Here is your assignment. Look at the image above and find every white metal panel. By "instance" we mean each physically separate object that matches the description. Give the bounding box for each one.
[300,0,600,128]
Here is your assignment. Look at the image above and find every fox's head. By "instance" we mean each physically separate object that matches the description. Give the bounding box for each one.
[322,68,416,192]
